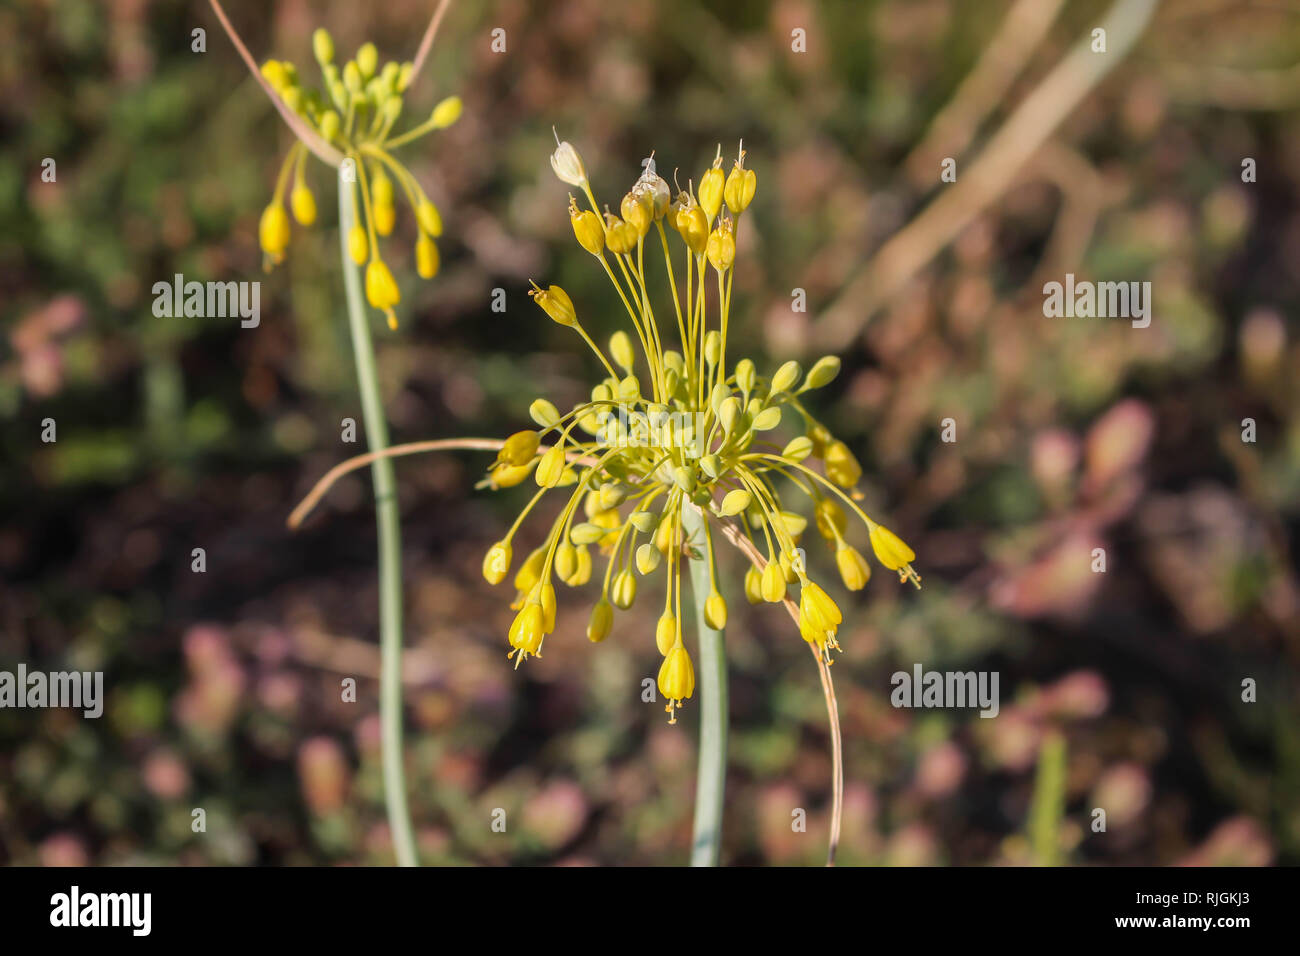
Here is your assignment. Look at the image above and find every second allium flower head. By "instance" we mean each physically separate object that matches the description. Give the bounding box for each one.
[257,28,462,329]
[482,137,921,723]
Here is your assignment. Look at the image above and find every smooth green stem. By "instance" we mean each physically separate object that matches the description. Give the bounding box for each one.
[338,168,419,867]
[682,502,727,866]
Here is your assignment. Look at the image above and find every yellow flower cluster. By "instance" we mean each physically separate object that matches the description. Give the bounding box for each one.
[257,29,461,329]
[482,140,921,723]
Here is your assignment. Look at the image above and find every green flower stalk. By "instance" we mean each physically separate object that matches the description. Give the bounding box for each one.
[211,0,459,867]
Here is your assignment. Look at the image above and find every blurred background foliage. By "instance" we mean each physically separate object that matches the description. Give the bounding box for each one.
[1,0,1297,865]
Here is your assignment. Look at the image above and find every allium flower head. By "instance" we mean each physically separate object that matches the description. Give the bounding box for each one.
[482,141,922,720]
[248,24,460,330]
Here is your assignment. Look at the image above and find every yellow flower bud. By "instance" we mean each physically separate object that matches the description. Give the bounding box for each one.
[397,61,414,93]
[348,225,368,265]
[815,497,848,542]
[343,61,362,95]
[654,515,675,554]
[286,184,313,227]
[482,540,512,585]
[415,236,440,279]
[752,406,782,431]
[770,360,801,395]
[610,331,635,372]
[706,218,736,272]
[604,216,637,255]
[373,203,395,237]
[371,169,393,207]
[417,200,443,238]
[318,109,340,142]
[260,60,293,93]
[356,42,378,79]
[705,591,728,630]
[805,356,841,390]
[535,443,566,487]
[724,159,757,214]
[364,259,401,328]
[658,646,695,722]
[635,542,661,575]
[312,28,334,66]
[587,599,613,643]
[704,330,722,366]
[570,202,605,256]
[529,283,577,327]
[430,95,463,129]
[529,399,560,428]
[555,541,578,582]
[498,429,540,466]
[824,440,862,489]
[760,561,787,603]
[514,546,546,594]
[782,436,814,462]
[656,612,677,656]
[744,566,763,605]
[258,202,290,265]
[621,189,653,237]
[698,160,725,223]
[489,462,533,488]
[535,579,557,633]
[568,544,592,586]
[675,203,708,255]
[612,569,637,609]
[719,489,752,517]
[836,544,871,591]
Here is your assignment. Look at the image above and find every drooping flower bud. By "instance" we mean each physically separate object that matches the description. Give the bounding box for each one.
[482,540,512,585]
[415,236,439,279]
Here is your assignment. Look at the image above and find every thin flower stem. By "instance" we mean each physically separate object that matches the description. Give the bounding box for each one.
[712,515,842,865]
[681,502,727,866]
[337,171,418,867]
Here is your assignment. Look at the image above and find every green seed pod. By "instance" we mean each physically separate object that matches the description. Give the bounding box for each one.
[313,28,334,65]
[781,435,814,462]
[770,360,802,394]
[752,406,782,431]
[356,42,378,79]
[629,511,658,534]
[719,489,752,517]
[610,331,635,372]
[735,358,756,394]
[804,355,841,390]
[704,330,721,366]
[718,397,741,434]
[636,542,662,575]
[570,522,607,545]
[612,570,638,609]
[529,398,561,428]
